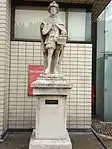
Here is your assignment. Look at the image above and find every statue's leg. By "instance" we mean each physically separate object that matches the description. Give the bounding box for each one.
[45,48,54,74]
[53,49,60,74]
[43,51,48,72]
[57,45,64,73]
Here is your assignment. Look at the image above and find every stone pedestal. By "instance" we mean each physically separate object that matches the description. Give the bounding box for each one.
[29,130,72,149]
[29,74,72,149]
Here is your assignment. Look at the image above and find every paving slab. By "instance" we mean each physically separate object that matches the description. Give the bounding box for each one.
[0,132,107,149]
[0,132,31,149]
[70,133,104,149]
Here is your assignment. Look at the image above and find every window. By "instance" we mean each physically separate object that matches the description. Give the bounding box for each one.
[68,9,91,41]
[105,2,112,52]
[15,9,48,40]
[85,12,91,41]
[13,7,91,42]
[68,9,86,41]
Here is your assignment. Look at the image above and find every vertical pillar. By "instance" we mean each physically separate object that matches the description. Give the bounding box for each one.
[0,0,11,138]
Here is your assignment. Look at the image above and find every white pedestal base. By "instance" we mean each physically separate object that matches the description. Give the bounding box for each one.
[29,130,72,149]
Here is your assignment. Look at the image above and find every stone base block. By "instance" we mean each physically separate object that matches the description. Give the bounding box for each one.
[29,130,72,149]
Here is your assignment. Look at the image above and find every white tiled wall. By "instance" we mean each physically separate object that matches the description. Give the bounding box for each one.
[0,0,10,137]
[9,42,92,130]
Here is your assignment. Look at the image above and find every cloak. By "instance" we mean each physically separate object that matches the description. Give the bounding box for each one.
[41,15,66,35]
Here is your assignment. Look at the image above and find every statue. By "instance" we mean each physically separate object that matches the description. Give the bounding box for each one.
[40,1,67,74]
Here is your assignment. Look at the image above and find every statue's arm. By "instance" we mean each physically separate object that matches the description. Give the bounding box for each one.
[40,22,44,29]
[40,22,46,35]
[61,29,67,36]
[40,19,51,35]
[40,22,45,51]
[57,24,67,36]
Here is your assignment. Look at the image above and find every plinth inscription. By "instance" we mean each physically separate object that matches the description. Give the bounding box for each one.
[45,100,58,105]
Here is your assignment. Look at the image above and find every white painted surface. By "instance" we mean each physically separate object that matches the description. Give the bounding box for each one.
[36,96,66,139]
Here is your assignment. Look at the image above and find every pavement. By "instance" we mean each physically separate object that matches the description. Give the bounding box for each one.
[0,131,112,149]
[98,135,112,149]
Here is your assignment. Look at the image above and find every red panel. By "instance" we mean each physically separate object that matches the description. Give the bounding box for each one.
[28,65,44,96]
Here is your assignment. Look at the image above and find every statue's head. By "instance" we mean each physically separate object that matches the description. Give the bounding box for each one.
[48,1,59,15]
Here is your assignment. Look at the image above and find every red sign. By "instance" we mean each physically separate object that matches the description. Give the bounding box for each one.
[28,65,44,96]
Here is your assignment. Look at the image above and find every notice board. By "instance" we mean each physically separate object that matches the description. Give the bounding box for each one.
[28,65,44,96]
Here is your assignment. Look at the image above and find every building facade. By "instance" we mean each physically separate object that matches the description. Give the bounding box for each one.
[0,0,110,139]
[96,1,112,121]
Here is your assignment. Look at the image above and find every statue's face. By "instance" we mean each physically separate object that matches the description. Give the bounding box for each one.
[50,6,58,15]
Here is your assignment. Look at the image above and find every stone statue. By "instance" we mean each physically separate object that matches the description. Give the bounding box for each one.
[40,1,67,74]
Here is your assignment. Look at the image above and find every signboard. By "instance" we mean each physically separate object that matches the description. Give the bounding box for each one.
[28,65,44,96]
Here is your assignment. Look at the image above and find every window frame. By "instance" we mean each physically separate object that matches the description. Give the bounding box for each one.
[11,1,92,44]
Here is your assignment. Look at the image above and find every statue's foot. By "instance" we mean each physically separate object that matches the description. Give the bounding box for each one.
[54,69,58,74]
[45,68,50,74]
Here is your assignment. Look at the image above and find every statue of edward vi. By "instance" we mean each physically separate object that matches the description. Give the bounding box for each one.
[40,1,67,75]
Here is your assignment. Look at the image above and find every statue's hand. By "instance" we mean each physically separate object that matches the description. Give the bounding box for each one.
[61,31,67,36]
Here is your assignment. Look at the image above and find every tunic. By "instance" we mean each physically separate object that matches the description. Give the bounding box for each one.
[41,15,66,50]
